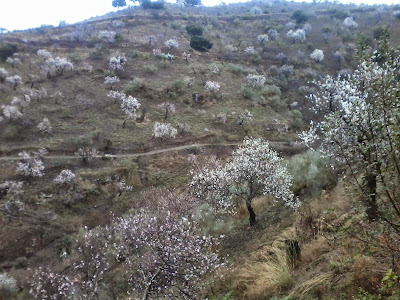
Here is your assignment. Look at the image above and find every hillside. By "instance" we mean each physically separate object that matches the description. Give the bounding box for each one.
[1,1,400,299]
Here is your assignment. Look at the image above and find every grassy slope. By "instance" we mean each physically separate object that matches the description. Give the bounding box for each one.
[1,1,400,299]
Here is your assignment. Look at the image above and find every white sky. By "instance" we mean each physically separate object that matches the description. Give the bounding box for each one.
[0,0,398,31]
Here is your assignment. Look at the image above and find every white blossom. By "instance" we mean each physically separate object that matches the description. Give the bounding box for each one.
[310,49,324,62]
[190,137,297,224]
[0,68,9,81]
[37,49,52,59]
[157,101,176,119]
[98,30,117,43]
[104,76,120,89]
[121,95,141,127]
[236,109,253,125]
[2,105,23,120]
[257,34,269,44]
[54,169,76,184]
[153,122,178,139]
[267,29,279,40]
[343,17,358,28]
[37,117,52,133]
[205,81,220,93]
[244,46,256,55]
[5,75,23,89]
[250,6,262,14]
[16,151,45,178]
[75,147,99,164]
[109,54,126,71]
[116,179,133,196]
[286,29,306,43]
[165,39,179,49]
[246,74,266,88]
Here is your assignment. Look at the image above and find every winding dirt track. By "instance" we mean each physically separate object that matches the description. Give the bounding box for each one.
[0,141,301,161]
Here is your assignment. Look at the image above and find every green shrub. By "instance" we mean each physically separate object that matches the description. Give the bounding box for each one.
[186,24,204,36]
[124,78,145,95]
[144,64,157,74]
[241,87,255,100]
[289,109,304,131]
[171,22,182,30]
[0,273,18,298]
[292,10,308,24]
[89,51,103,60]
[140,0,165,9]
[0,43,17,61]
[227,63,244,75]
[184,0,201,6]
[286,151,337,197]
[190,36,213,52]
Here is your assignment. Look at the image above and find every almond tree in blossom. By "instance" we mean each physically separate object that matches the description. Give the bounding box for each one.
[299,41,400,222]
[190,137,297,225]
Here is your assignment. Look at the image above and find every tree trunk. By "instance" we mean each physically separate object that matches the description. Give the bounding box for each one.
[246,200,256,226]
[365,172,379,221]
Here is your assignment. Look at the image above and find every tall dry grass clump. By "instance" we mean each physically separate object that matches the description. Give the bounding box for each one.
[234,247,294,299]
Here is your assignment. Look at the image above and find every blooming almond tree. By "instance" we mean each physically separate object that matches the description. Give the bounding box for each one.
[156,101,176,119]
[190,137,297,225]
[54,169,76,185]
[104,76,120,90]
[37,117,52,134]
[121,95,141,128]
[164,39,179,49]
[114,189,223,299]
[286,29,306,43]
[246,74,266,88]
[310,49,324,62]
[153,122,177,139]
[5,75,23,90]
[109,54,126,72]
[299,54,400,222]
[16,151,45,179]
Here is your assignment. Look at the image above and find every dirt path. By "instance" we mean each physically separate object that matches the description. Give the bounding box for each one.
[0,141,302,161]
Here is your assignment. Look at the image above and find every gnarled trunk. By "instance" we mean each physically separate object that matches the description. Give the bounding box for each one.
[365,172,378,221]
[246,200,256,226]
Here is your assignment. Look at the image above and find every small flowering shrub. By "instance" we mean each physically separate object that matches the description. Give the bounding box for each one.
[244,46,256,55]
[109,53,126,72]
[153,122,178,139]
[236,109,253,125]
[37,117,52,134]
[16,151,45,178]
[286,29,306,43]
[165,39,179,49]
[98,30,117,43]
[343,17,358,28]
[75,147,99,164]
[157,101,176,119]
[310,49,324,62]
[54,169,76,185]
[116,179,133,196]
[2,105,23,121]
[5,75,23,90]
[257,34,269,44]
[120,95,141,127]
[104,76,120,89]
[267,29,279,40]
[246,74,266,88]
[205,81,220,93]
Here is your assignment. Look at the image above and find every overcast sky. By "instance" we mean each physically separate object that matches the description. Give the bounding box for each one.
[0,0,398,31]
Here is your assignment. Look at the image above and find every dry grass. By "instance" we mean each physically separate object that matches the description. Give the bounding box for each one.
[289,272,333,299]
[234,247,294,299]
